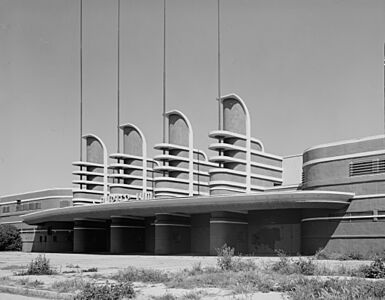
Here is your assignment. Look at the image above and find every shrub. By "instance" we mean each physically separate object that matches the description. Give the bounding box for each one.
[0,224,22,251]
[21,254,55,275]
[74,281,135,300]
[360,256,385,279]
[82,267,98,273]
[216,244,235,271]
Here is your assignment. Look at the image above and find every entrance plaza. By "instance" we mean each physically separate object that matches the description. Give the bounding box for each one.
[1,94,385,256]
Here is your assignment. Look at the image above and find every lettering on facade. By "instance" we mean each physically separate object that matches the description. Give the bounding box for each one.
[101,192,153,203]
[135,191,153,200]
[101,194,130,203]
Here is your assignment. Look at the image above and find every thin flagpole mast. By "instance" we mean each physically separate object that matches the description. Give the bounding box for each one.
[162,0,167,143]
[80,0,83,161]
[217,0,221,130]
[383,43,385,134]
[117,0,121,152]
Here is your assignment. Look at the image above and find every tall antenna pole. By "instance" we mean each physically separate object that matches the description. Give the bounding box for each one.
[117,0,121,152]
[80,0,83,161]
[383,43,385,134]
[162,0,167,143]
[217,0,222,130]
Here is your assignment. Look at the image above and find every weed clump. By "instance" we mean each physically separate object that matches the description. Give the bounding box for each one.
[215,244,257,271]
[289,277,385,300]
[294,257,316,275]
[360,255,385,278]
[74,281,135,300]
[17,254,55,275]
[216,244,234,270]
[271,250,315,275]
[113,266,169,283]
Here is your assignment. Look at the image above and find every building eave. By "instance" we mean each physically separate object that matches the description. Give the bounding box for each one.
[22,190,354,225]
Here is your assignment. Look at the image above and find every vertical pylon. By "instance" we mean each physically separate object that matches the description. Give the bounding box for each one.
[217,0,222,131]
[80,0,83,161]
[162,0,167,143]
[117,0,121,152]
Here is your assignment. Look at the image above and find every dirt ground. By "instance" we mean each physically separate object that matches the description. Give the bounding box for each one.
[0,293,47,300]
[0,252,370,300]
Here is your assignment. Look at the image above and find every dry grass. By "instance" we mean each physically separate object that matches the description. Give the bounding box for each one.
[3,250,385,300]
[51,277,87,293]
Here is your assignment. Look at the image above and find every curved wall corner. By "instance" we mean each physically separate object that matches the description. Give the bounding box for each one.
[208,94,283,196]
[302,135,385,194]
[301,135,385,255]
[301,203,385,256]
[72,134,108,206]
[154,110,214,198]
[109,124,156,200]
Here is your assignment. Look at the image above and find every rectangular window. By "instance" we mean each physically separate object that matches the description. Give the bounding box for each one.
[349,159,385,177]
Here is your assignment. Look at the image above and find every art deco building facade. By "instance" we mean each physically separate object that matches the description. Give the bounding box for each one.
[208,94,283,195]
[1,94,385,256]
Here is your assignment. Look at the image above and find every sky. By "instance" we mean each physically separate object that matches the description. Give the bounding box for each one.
[0,0,384,196]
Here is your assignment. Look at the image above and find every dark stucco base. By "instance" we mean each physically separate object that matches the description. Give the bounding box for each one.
[73,219,109,253]
[110,216,145,253]
[209,212,248,255]
[154,214,191,255]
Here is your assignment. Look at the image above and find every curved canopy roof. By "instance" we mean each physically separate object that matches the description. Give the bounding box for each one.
[22,190,354,225]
